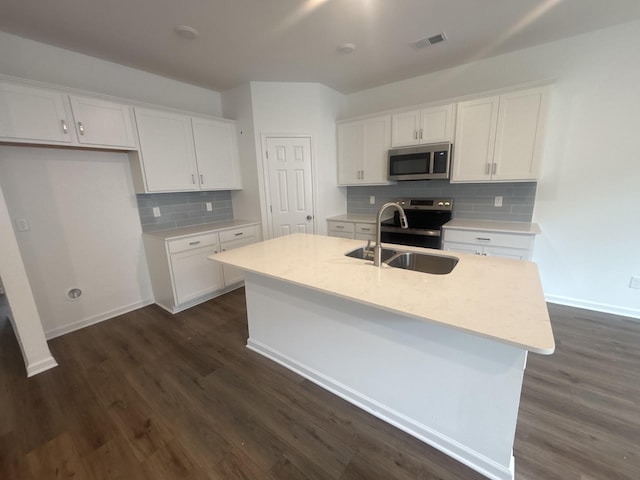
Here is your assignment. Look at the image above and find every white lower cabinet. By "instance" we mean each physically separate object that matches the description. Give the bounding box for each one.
[442,227,535,260]
[327,219,376,242]
[143,223,260,313]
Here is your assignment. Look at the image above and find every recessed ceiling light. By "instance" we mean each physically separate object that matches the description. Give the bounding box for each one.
[411,32,447,50]
[174,25,199,40]
[337,43,356,54]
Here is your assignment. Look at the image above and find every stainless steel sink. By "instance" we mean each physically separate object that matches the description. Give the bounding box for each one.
[345,246,398,262]
[386,251,458,275]
[345,246,458,275]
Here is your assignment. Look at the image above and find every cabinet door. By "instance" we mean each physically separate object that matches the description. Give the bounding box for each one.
[420,104,455,143]
[492,87,548,181]
[192,117,242,190]
[483,245,530,261]
[134,107,198,192]
[442,241,481,256]
[451,96,499,183]
[68,95,136,148]
[337,121,362,185]
[170,244,223,306]
[0,83,72,144]
[220,236,256,286]
[391,110,421,147]
[361,115,391,184]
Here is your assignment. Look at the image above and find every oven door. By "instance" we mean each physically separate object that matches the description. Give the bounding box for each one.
[380,227,442,249]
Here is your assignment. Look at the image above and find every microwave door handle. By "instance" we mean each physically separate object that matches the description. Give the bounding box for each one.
[428,152,434,175]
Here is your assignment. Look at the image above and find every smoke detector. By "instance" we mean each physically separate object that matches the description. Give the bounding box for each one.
[336,43,356,54]
[411,32,447,50]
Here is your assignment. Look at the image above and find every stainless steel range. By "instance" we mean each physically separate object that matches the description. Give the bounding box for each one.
[380,198,452,249]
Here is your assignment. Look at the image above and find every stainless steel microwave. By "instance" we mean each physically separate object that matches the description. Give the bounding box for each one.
[388,143,452,181]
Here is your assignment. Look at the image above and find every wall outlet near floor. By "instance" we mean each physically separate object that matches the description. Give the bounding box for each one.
[14,218,30,232]
[369,195,375,205]
[206,202,213,212]
[152,206,161,218]
[494,196,503,207]
[629,275,640,289]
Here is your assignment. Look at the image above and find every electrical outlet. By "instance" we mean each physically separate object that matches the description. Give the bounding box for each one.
[369,195,375,205]
[14,218,30,232]
[494,196,503,207]
[152,206,161,218]
[206,202,213,212]
[630,276,640,289]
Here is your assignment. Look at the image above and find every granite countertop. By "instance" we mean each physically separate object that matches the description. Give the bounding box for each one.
[443,219,541,235]
[143,219,260,240]
[211,233,554,354]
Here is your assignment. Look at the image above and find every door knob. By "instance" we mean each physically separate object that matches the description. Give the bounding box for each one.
[306,215,313,220]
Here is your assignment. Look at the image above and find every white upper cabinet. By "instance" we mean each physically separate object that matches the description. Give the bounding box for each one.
[452,87,549,183]
[337,115,392,186]
[133,107,199,193]
[132,107,242,193]
[0,83,72,144]
[68,95,136,149]
[391,104,455,147]
[192,117,242,190]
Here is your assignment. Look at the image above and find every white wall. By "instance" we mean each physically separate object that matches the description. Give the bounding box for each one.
[0,31,222,116]
[249,82,347,236]
[342,21,640,318]
[0,147,154,338]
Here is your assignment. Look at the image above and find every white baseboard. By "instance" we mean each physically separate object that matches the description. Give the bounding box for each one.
[26,355,58,377]
[44,298,155,339]
[247,338,514,480]
[545,294,640,321]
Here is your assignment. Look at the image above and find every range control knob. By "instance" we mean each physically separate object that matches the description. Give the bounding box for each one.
[438,202,444,206]
[444,202,450,206]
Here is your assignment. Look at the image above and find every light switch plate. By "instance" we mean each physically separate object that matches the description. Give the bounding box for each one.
[494,196,503,207]
[15,218,30,231]
[630,275,640,289]
[152,207,161,217]
[206,202,213,212]
[369,196,375,205]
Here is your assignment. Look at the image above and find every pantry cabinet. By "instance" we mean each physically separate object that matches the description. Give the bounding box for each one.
[68,95,136,149]
[0,83,72,144]
[337,115,392,185]
[452,87,549,183]
[391,104,455,147]
[132,107,242,193]
[143,223,260,313]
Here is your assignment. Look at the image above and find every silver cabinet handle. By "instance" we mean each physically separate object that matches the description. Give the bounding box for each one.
[361,170,364,179]
[61,120,68,134]
[485,163,490,174]
[476,237,491,241]
[189,241,201,245]
[492,163,497,174]
[361,227,371,232]
[200,174,204,184]
[191,174,195,184]
[336,225,344,229]
[77,122,84,135]
[419,128,423,139]
[234,232,243,236]
[414,130,418,140]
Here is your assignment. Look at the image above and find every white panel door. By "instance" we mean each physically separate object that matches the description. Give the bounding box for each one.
[265,137,314,238]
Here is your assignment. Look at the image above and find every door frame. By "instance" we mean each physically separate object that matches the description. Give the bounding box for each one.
[260,133,317,239]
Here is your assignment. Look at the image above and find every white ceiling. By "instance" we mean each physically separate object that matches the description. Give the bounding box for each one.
[1,0,640,94]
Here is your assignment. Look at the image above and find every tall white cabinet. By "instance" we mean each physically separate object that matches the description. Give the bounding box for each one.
[452,86,549,183]
[337,115,392,186]
[132,107,242,193]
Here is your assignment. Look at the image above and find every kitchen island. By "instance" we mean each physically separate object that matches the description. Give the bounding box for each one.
[210,233,554,480]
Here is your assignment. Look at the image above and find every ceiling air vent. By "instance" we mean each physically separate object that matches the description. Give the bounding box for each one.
[411,32,447,49]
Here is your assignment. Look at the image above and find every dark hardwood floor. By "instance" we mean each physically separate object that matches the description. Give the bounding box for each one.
[1,289,639,479]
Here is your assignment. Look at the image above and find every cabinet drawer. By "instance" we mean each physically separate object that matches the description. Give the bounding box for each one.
[219,225,257,243]
[355,223,375,235]
[167,232,220,254]
[443,229,534,249]
[327,221,355,234]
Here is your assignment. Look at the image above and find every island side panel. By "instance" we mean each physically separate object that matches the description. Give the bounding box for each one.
[243,272,527,480]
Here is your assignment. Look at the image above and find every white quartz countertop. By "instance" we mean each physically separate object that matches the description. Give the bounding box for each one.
[327,213,380,224]
[142,219,260,240]
[443,219,541,235]
[211,233,554,354]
